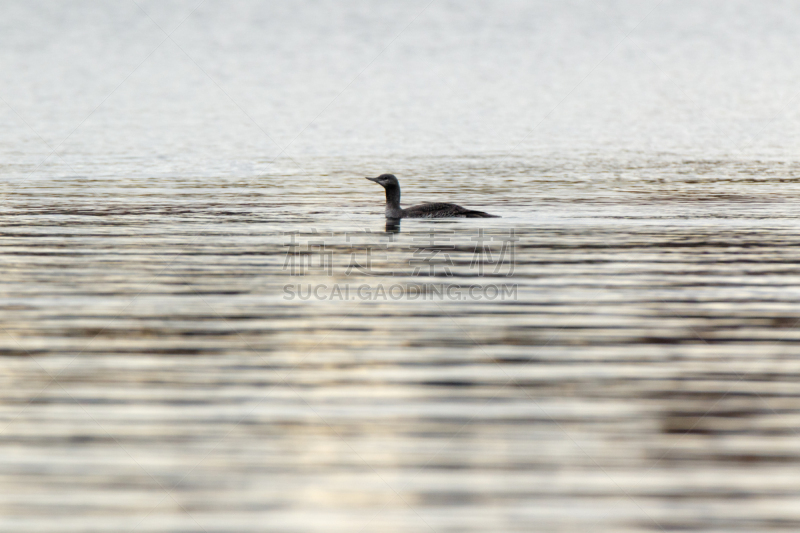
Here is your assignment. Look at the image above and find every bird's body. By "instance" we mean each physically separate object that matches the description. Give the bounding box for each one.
[402,202,495,218]
[366,174,498,219]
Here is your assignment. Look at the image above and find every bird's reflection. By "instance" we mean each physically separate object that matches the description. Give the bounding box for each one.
[385,218,401,233]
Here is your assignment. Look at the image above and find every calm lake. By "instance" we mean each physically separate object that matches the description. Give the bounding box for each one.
[3,1,800,531]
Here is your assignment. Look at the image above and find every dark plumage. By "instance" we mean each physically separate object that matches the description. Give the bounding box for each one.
[366,174,498,219]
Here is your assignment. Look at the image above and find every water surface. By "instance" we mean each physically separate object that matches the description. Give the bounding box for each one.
[3,1,800,532]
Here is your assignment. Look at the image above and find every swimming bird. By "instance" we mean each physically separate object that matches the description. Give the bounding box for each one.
[366,174,498,219]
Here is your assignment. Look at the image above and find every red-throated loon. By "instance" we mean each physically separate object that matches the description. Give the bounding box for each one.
[366,174,498,218]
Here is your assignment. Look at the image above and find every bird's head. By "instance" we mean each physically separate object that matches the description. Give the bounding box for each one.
[366,174,399,188]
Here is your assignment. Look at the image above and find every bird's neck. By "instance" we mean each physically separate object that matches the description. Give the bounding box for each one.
[384,184,401,209]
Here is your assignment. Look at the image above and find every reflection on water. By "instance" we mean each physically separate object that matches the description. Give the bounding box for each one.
[3,155,800,532]
[386,218,401,233]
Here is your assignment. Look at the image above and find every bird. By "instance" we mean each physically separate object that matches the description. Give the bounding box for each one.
[366,174,498,219]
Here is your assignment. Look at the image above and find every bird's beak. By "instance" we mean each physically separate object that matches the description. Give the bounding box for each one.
[366,177,379,182]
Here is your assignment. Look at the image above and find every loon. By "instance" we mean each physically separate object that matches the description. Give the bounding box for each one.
[366,174,498,219]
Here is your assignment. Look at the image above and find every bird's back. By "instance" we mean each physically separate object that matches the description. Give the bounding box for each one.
[403,202,498,218]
